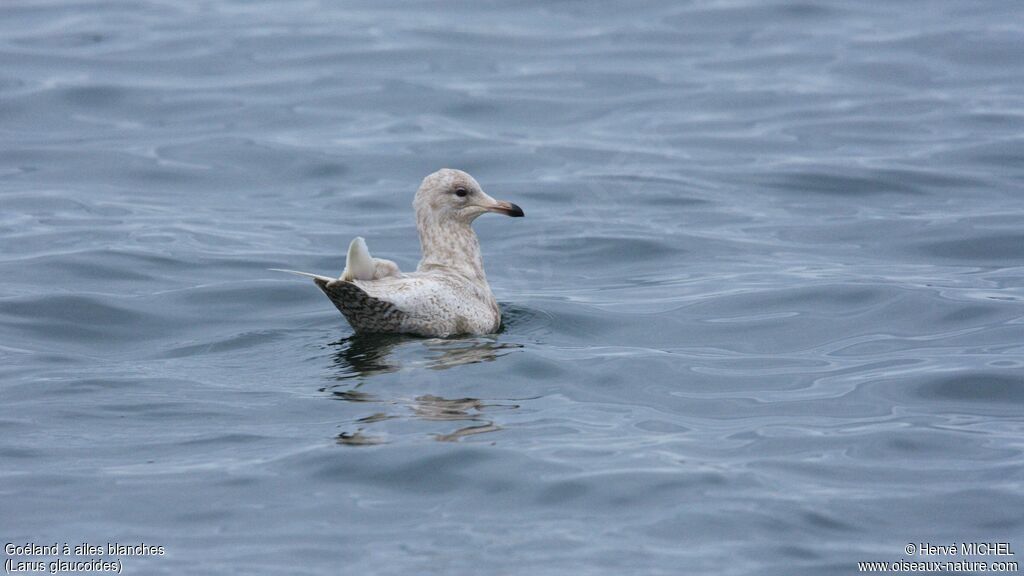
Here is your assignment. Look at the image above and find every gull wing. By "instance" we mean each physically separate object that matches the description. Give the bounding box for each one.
[314,277,410,333]
[350,273,498,336]
[275,269,494,336]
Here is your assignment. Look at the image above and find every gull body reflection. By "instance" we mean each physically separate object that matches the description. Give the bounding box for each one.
[324,333,524,445]
[329,333,522,380]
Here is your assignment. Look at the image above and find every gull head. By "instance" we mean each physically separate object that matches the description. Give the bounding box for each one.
[414,168,524,226]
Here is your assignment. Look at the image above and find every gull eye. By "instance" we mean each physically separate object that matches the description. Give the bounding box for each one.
[454,188,469,198]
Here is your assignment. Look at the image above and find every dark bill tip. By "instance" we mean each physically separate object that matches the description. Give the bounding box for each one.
[490,201,525,217]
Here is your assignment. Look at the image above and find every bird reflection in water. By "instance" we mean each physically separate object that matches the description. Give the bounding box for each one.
[325,333,523,445]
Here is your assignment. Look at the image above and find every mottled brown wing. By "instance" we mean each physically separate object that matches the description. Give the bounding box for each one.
[314,278,408,333]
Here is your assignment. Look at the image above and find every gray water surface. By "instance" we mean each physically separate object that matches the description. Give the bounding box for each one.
[2,1,1023,575]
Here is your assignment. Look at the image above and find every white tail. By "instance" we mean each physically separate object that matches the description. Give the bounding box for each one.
[342,237,376,281]
[271,237,387,284]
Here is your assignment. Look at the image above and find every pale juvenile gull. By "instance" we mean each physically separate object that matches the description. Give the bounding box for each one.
[274,169,524,337]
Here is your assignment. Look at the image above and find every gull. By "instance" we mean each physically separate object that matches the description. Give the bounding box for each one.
[275,169,524,337]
